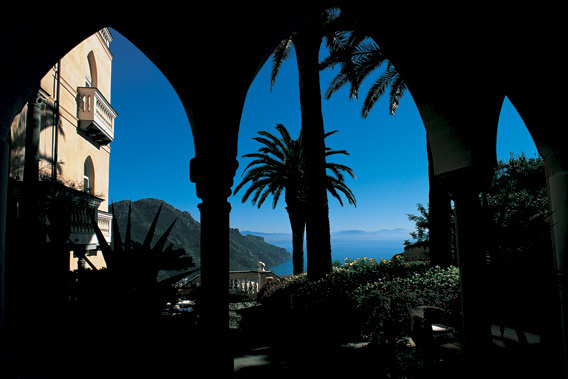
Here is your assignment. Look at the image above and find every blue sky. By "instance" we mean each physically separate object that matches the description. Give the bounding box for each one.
[108,28,538,234]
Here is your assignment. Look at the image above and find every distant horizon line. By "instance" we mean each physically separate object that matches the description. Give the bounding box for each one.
[241,228,411,235]
[108,198,412,237]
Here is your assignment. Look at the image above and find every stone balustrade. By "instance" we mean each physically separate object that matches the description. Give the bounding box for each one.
[184,262,274,298]
[69,209,112,247]
[76,86,116,145]
[229,270,273,296]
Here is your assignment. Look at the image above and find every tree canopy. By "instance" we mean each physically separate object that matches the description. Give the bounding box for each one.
[406,153,551,264]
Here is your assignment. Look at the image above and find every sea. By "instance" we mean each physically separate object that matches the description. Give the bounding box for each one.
[267,238,406,276]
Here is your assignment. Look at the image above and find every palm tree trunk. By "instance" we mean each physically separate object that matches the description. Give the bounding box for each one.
[294,21,332,280]
[287,206,306,275]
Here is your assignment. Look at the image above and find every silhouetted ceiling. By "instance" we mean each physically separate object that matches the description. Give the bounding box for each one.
[2,3,565,183]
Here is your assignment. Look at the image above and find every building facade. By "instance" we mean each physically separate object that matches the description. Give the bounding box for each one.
[8,28,116,270]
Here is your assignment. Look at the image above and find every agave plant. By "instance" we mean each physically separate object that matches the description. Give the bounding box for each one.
[87,202,195,318]
[92,202,194,277]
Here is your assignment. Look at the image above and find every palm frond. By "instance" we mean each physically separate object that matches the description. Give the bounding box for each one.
[272,186,284,209]
[388,72,407,116]
[274,123,294,150]
[327,162,356,180]
[326,176,357,207]
[324,130,338,138]
[324,67,357,100]
[361,65,398,119]
[240,156,284,175]
[326,148,349,157]
[326,183,344,207]
[240,177,273,204]
[271,36,294,91]
[236,124,356,215]
[348,41,387,98]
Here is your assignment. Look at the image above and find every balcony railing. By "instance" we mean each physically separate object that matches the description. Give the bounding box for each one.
[69,209,112,247]
[77,87,117,146]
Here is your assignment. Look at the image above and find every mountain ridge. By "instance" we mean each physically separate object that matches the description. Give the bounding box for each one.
[110,198,291,272]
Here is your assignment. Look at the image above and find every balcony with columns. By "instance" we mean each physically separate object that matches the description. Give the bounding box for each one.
[76,87,117,146]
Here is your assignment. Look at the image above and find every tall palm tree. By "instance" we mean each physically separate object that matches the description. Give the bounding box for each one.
[321,34,453,266]
[270,8,349,279]
[234,124,355,276]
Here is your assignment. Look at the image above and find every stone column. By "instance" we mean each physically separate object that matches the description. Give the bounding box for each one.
[449,173,492,371]
[23,89,45,185]
[0,134,8,378]
[190,156,238,376]
[547,169,568,375]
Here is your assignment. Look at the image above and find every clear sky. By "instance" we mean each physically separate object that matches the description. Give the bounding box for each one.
[108,28,538,234]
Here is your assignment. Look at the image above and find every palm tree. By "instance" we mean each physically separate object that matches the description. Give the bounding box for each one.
[321,36,406,117]
[321,34,453,266]
[234,124,355,276]
[269,8,349,279]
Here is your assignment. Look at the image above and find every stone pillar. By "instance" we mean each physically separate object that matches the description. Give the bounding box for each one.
[0,134,8,378]
[449,173,492,371]
[23,90,45,185]
[547,169,568,375]
[190,156,237,377]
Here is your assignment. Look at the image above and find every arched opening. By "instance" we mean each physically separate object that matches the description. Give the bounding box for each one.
[481,96,552,347]
[1,27,203,377]
[83,155,94,194]
[235,37,429,275]
[87,50,97,87]
[496,97,538,160]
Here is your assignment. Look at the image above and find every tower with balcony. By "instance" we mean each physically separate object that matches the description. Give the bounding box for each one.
[7,28,117,270]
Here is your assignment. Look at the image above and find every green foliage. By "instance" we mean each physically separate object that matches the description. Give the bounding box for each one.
[258,256,461,345]
[404,153,551,264]
[404,203,430,247]
[485,153,551,263]
[353,264,460,343]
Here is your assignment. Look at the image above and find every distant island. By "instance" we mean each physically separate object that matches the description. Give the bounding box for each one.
[110,199,291,274]
[242,228,411,243]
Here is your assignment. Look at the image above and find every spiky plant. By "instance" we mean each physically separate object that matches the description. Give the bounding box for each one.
[87,202,195,318]
[93,202,193,278]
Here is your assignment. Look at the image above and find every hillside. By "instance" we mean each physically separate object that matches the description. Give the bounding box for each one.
[110,198,291,271]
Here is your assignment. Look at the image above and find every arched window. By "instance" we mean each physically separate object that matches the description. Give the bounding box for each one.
[87,51,98,88]
[83,156,95,194]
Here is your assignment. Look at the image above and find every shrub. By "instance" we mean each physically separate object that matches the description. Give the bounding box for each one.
[353,265,461,343]
[257,257,461,345]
